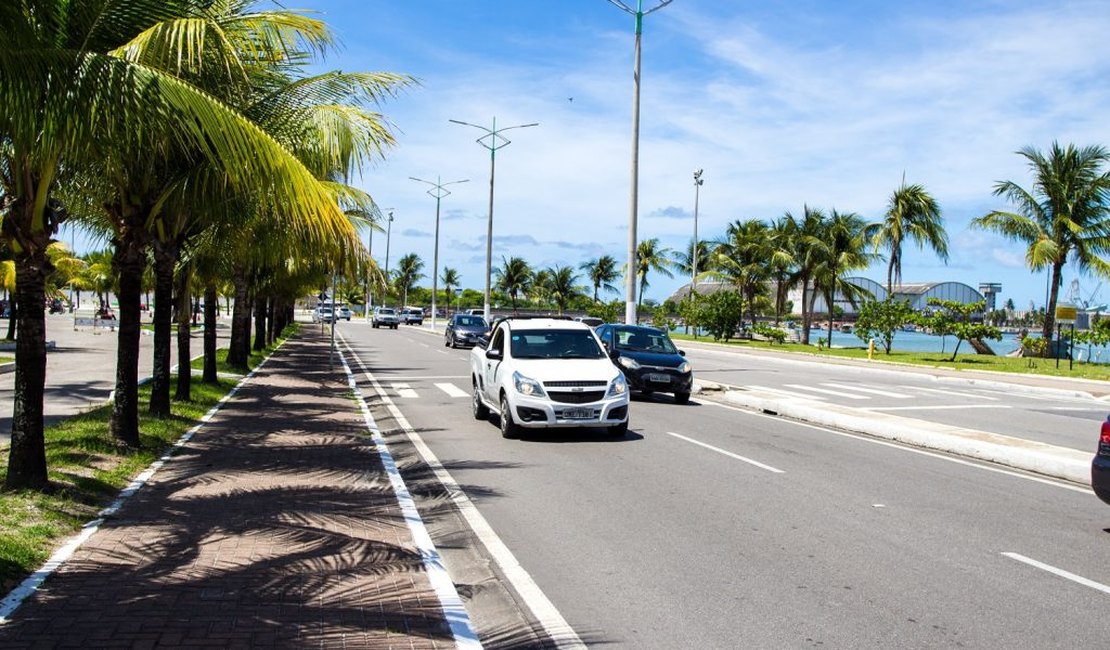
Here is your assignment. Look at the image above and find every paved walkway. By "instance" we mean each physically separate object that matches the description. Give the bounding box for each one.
[0,331,466,648]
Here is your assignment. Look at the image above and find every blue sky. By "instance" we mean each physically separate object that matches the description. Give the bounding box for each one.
[124,1,1110,310]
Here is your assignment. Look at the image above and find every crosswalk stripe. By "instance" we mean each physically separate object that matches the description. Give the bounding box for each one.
[436,383,469,398]
[901,385,998,400]
[821,383,912,398]
[391,383,419,399]
[784,383,869,400]
[744,385,828,402]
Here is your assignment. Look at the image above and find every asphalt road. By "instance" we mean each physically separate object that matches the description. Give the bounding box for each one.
[336,321,1110,649]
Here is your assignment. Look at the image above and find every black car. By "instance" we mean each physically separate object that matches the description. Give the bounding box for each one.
[445,314,488,349]
[595,324,693,404]
[1092,415,1110,504]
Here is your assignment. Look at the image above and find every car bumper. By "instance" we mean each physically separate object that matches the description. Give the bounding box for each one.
[1093,454,1110,505]
[622,367,693,393]
[507,393,629,428]
[452,332,485,346]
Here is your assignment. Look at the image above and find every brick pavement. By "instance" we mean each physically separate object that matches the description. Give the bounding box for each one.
[0,331,463,648]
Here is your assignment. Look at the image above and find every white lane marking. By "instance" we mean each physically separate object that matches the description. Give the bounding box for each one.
[383,375,469,380]
[699,400,1091,494]
[784,383,869,400]
[902,385,999,400]
[667,431,785,474]
[744,385,828,401]
[1002,552,1110,596]
[436,383,469,398]
[341,338,585,649]
[391,383,419,399]
[336,338,482,648]
[864,404,1013,412]
[822,382,912,398]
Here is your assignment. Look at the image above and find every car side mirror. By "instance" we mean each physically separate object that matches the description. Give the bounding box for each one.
[485,348,501,360]
[679,350,686,357]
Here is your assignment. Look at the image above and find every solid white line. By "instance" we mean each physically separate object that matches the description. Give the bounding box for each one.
[436,383,470,398]
[903,385,998,400]
[381,375,470,380]
[822,383,912,398]
[338,338,482,649]
[744,385,828,401]
[342,338,585,649]
[699,400,1091,494]
[864,404,1012,412]
[784,383,869,400]
[391,383,419,399]
[667,431,785,473]
[0,340,285,624]
[1002,552,1110,596]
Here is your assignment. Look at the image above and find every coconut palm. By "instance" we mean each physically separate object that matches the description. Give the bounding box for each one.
[440,267,461,314]
[635,238,676,309]
[673,240,715,295]
[394,253,424,309]
[709,219,771,325]
[494,256,533,312]
[546,265,583,315]
[580,255,621,303]
[813,210,875,347]
[786,206,828,345]
[973,143,1110,343]
[530,268,554,308]
[866,180,948,295]
[767,216,799,325]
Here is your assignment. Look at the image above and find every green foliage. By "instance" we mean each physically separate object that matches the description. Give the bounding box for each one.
[855,298,916,354]
[752,322,786,344]
[694,290,744,342]
[587,300,621,324]
[1074,318,1110,347]
[916,298,1001,361]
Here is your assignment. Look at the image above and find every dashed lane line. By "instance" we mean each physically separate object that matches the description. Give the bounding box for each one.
[667,431,785,474]
[436,383,470,398]
[1002,552,1110,596]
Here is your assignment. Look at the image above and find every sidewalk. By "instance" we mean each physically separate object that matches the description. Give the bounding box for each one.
[0,331,471,648]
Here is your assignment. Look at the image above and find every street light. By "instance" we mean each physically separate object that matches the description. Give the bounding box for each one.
[691,169,704,296]
[606,0,674,324]
[364,206,392,321]
[411,176,468,331]
[449,117,538,322]
[384,210,395,307]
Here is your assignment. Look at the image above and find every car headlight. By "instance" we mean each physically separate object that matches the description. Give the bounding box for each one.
[617,356,641,370]
[678,361,692,374]
[608,375,628,397]
[512,371,546,398]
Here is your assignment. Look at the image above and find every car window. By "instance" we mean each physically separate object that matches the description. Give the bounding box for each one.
[615,329,677,353]
[509,329,604,359]
[457,316,485,327]
[489,327,505,354]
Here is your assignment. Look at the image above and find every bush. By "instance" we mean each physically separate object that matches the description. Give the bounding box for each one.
[752,322,786,344]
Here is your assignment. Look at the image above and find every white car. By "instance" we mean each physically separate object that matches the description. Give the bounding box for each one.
[312,306,335,323]
[470,317,629,438]
[336,305,352,321]
[372,307,400,329]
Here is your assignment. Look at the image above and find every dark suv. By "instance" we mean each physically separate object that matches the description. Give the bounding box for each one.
[445,314,488,348]
[595,324,693,404]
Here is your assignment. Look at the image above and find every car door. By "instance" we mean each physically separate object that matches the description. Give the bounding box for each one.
[483,326,506,404]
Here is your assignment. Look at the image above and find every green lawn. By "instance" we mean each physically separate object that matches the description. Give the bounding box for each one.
[670,332,1110,382]
[0,330,293,592]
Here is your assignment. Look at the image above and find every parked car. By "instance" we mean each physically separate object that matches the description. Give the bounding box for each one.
[402,307,424,325]
[372,306,400,329]
[1092,415,1110,505]
[336,304,352,321]
[574,316,604,328]
[595,324,693,404]
[466,308,486,317]
[312,306,335,323]
[445,314,488,349]
[470,316,629,439]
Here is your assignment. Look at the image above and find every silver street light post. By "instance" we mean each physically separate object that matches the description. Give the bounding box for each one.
[364,206,392,321]
[410,176,468,331]
[607,0,674,324]
[450,117,538,322]
[692,168,703,295]
[384,211,395,307]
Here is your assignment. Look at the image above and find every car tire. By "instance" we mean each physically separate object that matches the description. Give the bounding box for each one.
[674,391,690,405]
[392,324,398,329]
[608,420,628,437]
[472,382,489,420]
[444,337,451,347]
[499,394,520,439]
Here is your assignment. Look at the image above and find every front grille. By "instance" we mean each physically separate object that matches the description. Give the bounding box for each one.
[545,380,608,388]
[548,390,606,404]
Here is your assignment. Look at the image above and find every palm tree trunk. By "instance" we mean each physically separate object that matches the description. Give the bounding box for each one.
[800,278,811,345]
[253,294,266,352]
[5,252,51,490]
[110,237,146,448]
[266,298,276,345]
[174,263,192,401]
[826,289,835,348]
[203,283,218,383]
[226,272,252,371]
[149,240,176,417]
[1043,261,1064,353]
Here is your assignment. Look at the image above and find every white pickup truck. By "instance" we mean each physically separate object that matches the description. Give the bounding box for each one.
[470,316,629,438]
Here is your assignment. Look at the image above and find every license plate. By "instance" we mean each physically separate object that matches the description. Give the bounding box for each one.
[561,408,593,419]
[646,373,671,383]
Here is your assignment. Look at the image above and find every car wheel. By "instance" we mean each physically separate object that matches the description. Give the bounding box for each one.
[674,391,690,405]
[444,336,451,347]
[499,394,520,439]
[608,420,628,437]
[472,382,489,420]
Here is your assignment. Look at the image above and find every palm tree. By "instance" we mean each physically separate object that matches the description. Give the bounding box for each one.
[813,210,874,347]
[440,267,460,314]
[530,268,554,308]
[673,240,715,294]
[494,256,532,312]
[866,180,948,295]
[546,265,583,315]
[580,255,621,303]
[709,219,771,325]
[767,216,799,325]
[394,253,425,309]
[973,142,1110,343]
[635,238,676,309]
[786,206,827,345]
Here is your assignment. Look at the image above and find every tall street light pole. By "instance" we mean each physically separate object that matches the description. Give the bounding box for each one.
[384,211,395,307]
[691,168,704,296]
[364,206,392,321]
[450,117,538,322]
[411,176,468,331]
[607,0,673,324]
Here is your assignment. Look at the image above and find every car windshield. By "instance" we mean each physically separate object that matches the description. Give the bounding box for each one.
[509,329,604,359]
[378,308,394,315]
[456,316,486,327]
[614,328,678,354]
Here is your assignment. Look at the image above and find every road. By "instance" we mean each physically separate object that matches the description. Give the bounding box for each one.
[336,321,1110,648]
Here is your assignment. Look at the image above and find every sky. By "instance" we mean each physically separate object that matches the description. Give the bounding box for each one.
[115,1,1110,310]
